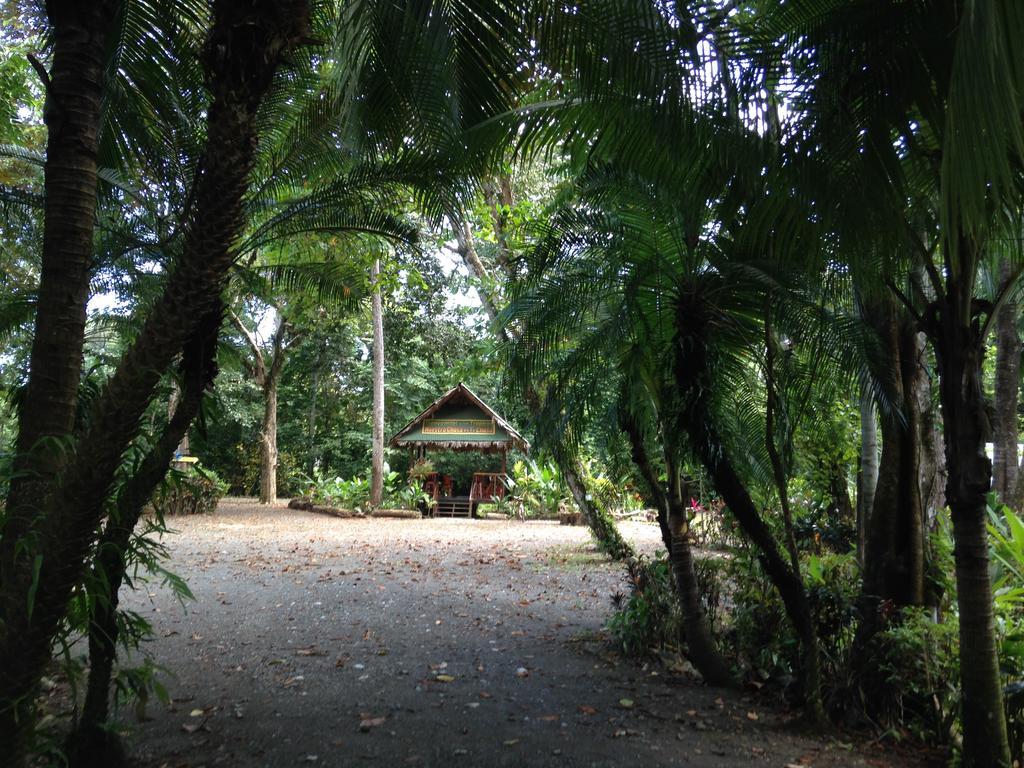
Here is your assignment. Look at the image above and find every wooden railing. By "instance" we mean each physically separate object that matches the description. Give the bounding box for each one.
[469,472,508,503]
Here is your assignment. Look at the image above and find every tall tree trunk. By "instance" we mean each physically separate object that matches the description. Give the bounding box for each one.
[260,373,279,504]
[453,217,502,331]
[232,310,288,505]
[555,445,635,561]
[665,458,734,686]
[856,388,878,566]
[861,297,926,615]
[0,7,311,760]
[930,236,1010,767]
[307,362,320,475]
[66,303,223,768]
[763,312,801,572]
[618,408,733,685]
[371,258,385,507]
[482,175,514,276]
[259,317,287,505]
[994,260,1020,503]
[0,2,121,756]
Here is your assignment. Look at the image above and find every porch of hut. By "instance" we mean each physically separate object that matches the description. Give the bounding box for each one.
[388,383,529,517]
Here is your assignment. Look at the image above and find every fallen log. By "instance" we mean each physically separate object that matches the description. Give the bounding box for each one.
[370,508,421,519]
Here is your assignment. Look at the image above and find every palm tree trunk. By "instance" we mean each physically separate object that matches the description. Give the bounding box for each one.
[994,260,1020,503]
[0,7,311,759]
[861,299,926,613]
[665,460,735,686]
[618,409,672,549]
[618,408,733,685]
[687,419,826,723]
[66,303,223,768]
[763,315,801,572]
[556,447,635,561]
[0,3,121,758]
[371,258,385,507]
[671,303,824,722]
[931,246,1011,765]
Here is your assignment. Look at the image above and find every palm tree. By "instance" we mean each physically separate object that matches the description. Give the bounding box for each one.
[0,3,313,759]
[758,2,1024,761]
[0,1,537,760]
[502,155,847,718]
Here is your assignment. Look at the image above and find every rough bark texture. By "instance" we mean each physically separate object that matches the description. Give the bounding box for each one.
[665,460,735,686]
[231,311,287,504]
[371,258,385,507]
[260,370,280,504]
[929,236,1010,767]
[65,303,223,768]
[556,446,635,561]
[0,5,311,761]
[0,2,122,756]
[482,175,514,276]
[994,260,1021,503]
[453,217,502,331]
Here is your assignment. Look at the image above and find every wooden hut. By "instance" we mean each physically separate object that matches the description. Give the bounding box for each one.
[389,383,529,517]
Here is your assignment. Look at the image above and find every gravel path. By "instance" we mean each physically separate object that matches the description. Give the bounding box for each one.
[121,499,931,767]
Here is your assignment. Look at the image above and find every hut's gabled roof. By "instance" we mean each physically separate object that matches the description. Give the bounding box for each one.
[388,383,529,453]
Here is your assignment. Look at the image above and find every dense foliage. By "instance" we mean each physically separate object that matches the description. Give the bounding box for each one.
[1,2,1024,767]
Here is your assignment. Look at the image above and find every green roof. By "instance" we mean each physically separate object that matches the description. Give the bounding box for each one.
[389,383,529,452]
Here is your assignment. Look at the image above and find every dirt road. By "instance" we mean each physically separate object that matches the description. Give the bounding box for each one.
[121,499,929,767]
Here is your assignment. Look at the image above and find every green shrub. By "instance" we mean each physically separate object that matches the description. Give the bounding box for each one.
[607,553,681,658]
[383,470,430,511]
[503,458,567,519]
[298,468,372,511]
[870,608,960,744]
[586,469,644,515]
[151,465,227,516]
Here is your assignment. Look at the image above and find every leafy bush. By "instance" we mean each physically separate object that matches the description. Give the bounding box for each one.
[586,468,644,514]
[300,469,372,511]
[151,465,227,516]
[870,608,960,743]
[502,458,567,518]
[607,553,681,658]
[383,469,430,511]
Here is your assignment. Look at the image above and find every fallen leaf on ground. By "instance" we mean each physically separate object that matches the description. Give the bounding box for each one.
[618,698,634,709]
[359,716,387,732]
[746,711,759,721]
